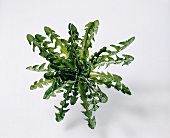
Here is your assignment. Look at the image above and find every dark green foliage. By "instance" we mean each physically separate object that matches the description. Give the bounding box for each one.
[26,20,135,129]
[27,34,34,45]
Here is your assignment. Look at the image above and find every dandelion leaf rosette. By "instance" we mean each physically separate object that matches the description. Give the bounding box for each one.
[26,20,135,129]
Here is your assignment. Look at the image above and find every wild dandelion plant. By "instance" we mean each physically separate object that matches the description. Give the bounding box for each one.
[26,20,135,129]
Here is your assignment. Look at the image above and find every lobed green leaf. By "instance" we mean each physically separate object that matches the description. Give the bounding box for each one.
[27,34,34,45]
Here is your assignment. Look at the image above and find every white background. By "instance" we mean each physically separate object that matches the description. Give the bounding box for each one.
[0,0,170,138]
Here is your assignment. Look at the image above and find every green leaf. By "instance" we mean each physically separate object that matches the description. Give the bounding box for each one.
[30,78,53,90]
[93,104,99,111]
[33,65,39,69]
[55,38,62,47]
[55,113,63,122]
[68,23,79,41]
[26,66,32,70]
[43,41,51,47]
[60,100,69,108]
[122,54,134,66]
[96,85,108,103]
[78,81,88,101]
[60,109,69,117]
[110,45,121,51]
[54,80,75,93]
[26,64,47,72]
[94,20,99,33]
[90,71,131,95]
[35,34,46,42]
[82,110,92,118]
[52,78,58,90]
[38,63,46,71]
[55,106,69,122]
[43,86,56,99]
[87,116,96,129]
[119,36,135,46]
[44,26,55,36]
[115,81,121,90]
[30,85,36,90]
[68,23,78,34]
[55,38,69,57]
[44,72,55,79]
[81,20,100,64]
[100,93,108,103]
[70,96,78,105]
[50,33,60,42]
[113,74,122,82]
[27,34,34,45]
[61,45,69,57]
[121,84,131,95]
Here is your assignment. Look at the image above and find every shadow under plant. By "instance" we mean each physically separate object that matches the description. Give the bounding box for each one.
[65,84,168,138]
